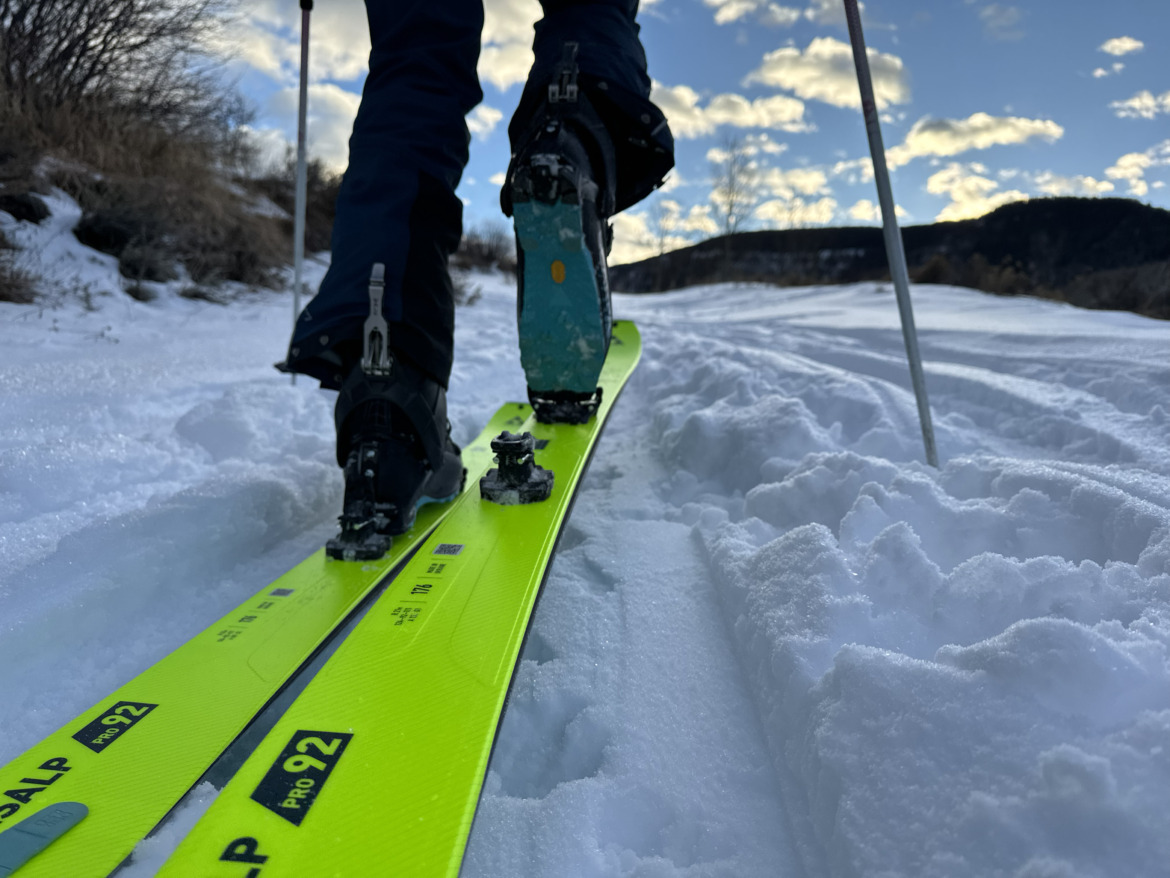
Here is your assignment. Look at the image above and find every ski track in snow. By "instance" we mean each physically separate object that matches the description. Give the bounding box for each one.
[2,199,1169,877]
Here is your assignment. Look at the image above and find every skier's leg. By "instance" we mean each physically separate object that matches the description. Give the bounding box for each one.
[283,0,483,392]
[280,1,484,558]
[503,0,674,422]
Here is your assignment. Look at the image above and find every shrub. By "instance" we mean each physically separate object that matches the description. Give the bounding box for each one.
[0,227,35,302]
[250,153,342,254]
[453,221,516,274]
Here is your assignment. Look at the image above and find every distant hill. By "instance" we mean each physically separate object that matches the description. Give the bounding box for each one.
[610,198,1170,319]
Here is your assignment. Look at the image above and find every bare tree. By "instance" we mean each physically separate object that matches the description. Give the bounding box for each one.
[0,0,245,151]
[709,134,761,239]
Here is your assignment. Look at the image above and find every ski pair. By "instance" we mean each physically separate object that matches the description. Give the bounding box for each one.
[0,323,640,877]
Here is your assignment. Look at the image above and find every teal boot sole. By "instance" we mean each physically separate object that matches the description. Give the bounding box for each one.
[514,199,609,396]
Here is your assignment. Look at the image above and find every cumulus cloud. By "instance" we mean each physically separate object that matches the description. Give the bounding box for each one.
[704,0,802,26]
[831,156,875,184]
[1030,172,1115,197]
[802,0,857,26]
[224,0,370,85]
[706,133,788,163]
[1105,142,1170,197]
[656,171,686,193]
[659,200,721,235]
[927,162,1028,221]
[1093,63,1126,78]
[481,0,540,91]
[754,196,837,228]
[1110,91,1170,120]
[886,112,1063,167]
[1099,36,1144,56]
[847,198,907,222]
[758,166,830,199]
[743,37,910,110]
[240,126,294,173]
[268,83,363,172]
[703,0,857,27]
[1105,152,1152,196]
[467,105,504,140]
[651,82,812,138]
[609,210,693,264]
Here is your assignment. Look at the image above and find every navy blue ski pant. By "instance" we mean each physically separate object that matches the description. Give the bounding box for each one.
[284,0,663,391]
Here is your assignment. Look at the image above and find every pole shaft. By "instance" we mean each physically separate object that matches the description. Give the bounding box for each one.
[292,4,312,385]
[842,0,939,467]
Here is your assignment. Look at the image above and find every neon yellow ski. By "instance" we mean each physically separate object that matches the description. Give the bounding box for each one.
[160,322,641,877]
[0,406,520,878]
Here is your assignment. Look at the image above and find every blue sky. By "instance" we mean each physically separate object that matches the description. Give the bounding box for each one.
[226,0,1170,263]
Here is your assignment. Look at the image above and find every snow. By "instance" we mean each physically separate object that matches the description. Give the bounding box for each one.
[2,196,1170,876]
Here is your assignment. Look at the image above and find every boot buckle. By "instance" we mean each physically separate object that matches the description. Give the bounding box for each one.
[361,263,393,377]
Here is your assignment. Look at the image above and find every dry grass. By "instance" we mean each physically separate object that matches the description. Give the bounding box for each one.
[0,228,37,303]
[0,90,290,295]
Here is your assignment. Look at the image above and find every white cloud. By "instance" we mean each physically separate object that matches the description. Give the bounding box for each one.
[887,112,1064,167]
[225,0,371,85]
[705,134,789,164]
[1099,36,1144,56]
[1106,153,1151,196]
[707,94,812,132]
[269,83,363,172]
[659,200,721,235]
[748,133,789,155]
[478,43,534,92]
[802,0,854,26]
[1031,172,1115,197]
[753,196,838,228]
[480,0,540,91]
[240,125,294,173]
[705,0,802,26]
[609,211,692,264]
[831,157,875,184]
[847,198,907,222]
[704,0,852,27]
[651,82,812,138]
[489,172,508,186]
[1104,143,1170,197]
[743,37,911,111]
[926,162,1029,221]
[467,105,504,140]
[977,4,1023,41]
[759,166,830,199]
[1093,63,1126,78]
[1110,91,1170,120]
[657,171,686,193]
[763,5,804,26]
[849,199,880,222]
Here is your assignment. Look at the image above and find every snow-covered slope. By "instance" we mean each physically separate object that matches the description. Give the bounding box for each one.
[2,200,1168,876]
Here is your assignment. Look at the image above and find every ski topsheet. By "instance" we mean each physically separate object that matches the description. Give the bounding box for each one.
[160,321,641,877]
[0,405,521,878]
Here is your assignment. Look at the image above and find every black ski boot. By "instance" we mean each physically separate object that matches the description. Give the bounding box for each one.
[502,42,618,425]
[326,266,465,561]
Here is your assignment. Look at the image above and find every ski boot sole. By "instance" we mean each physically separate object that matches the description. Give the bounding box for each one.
[514,199,608,399]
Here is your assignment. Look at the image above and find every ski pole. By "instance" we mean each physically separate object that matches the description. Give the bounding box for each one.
[292,0,313,386]
[842,0,939,468]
